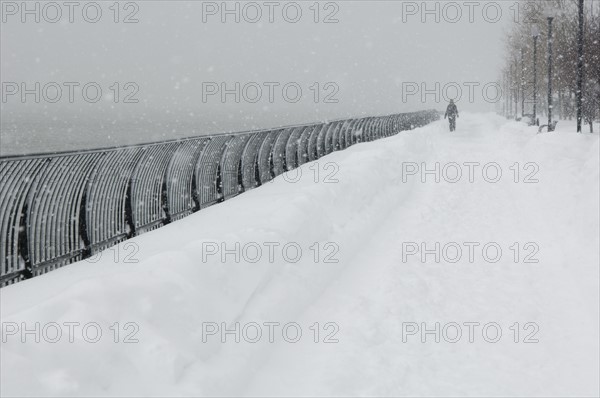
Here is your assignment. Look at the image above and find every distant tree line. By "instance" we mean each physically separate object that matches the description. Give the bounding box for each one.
[500,0,599,132]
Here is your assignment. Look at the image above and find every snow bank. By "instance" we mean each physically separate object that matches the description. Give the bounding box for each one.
[1,113,598,397]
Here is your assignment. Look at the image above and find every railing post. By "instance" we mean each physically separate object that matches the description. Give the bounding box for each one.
[191,169,201,212]
[216,164,224,203]
[17,201,32,280]
[124,179,136,238]
[161,177,172,225]
[237,158,245,193]
[79,186,92,259]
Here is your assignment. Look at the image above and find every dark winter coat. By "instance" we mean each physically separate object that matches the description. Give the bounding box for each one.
[445,103,459,119]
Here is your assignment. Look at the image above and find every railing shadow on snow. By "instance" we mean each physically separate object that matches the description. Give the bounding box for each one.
[0,110,439,287]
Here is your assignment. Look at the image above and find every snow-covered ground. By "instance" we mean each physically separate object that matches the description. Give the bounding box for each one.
[1,113,598,397]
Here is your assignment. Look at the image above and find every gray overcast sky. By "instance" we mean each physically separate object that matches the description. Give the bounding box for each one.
[1,0,514,153]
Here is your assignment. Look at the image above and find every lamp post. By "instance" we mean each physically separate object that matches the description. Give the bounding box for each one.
[506,70,511,118]
[576,0,584,133]
[547,16,554,131]
[532,25,540,126]
[503,70,509,117]
[514,57,519,119]
[521,47,525,118]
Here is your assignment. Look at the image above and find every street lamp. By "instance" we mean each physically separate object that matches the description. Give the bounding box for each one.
[531,25,540,126]
[576,0,584,133]
[505,69,511,118]
[520,48,525,118]
[547,15,555,131]
[544,6,558,131]
[514,56,519,120]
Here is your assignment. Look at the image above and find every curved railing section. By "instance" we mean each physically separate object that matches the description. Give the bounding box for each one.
[0,110,439,286]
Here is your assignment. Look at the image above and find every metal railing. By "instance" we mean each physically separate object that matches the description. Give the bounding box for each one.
[0,110,439,286]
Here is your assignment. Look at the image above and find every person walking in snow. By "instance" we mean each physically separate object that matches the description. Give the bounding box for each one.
[444,99,459,132]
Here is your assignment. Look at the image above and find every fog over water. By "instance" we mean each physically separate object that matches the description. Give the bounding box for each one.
[1,1,512,155]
